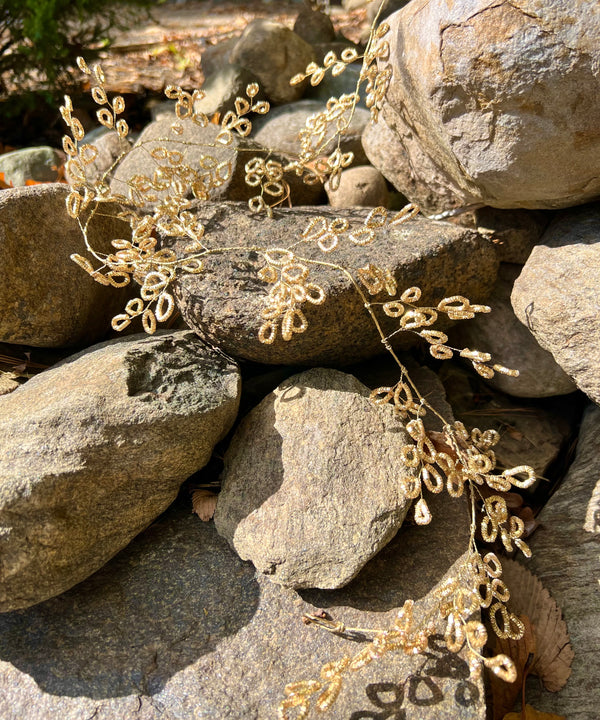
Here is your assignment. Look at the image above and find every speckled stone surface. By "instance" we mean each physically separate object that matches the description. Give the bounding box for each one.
[0,491,485,720]
[172,202,498,365]
[512,202,600,405]
[0,184,131,348]
[215,368,413,589]
[0,331,240,611]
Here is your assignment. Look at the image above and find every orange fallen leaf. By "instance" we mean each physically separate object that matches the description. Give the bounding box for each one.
[192,489,218,521]
[503,704,565,720]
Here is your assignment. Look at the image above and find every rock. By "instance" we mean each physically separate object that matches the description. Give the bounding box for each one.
[439,363,577,482]
[452,263,576,398]
[366,0,411,23]
[0,330,240,611]
[364,0,600,211]
[214,368,413,589]
[229,20,317,104]
[0,146,64,186]
[197,35,237,79]
[0,183,131,348]
[524,403,600,719]
[293,5,336,45]
[251,99,370,166]
[0,372,19,395]
[148,98,174,122]
[192,63,266,119]
[65,127,131,187]
[453,207,551,264]
[110,116,322,208]
[511,203,600,404]
[170,202,499,365]
[351,356,456,433]
[326,164,389,208]
[363,113,450,212]
[0,494,485,719]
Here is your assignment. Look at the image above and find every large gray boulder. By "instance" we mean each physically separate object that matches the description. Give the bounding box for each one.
[511,203,600,404]
[229,19,317,105]
[214,368,413,589]
[171,202,498,365]
[452,263,576,398]
[110,116,322,208]
[0,493,484,720]
[363,0,600,212]
[252,99,371,167]
[0,184,130,348]
[0,330,240,611]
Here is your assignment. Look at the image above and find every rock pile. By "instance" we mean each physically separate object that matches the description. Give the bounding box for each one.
[0,0,598,717]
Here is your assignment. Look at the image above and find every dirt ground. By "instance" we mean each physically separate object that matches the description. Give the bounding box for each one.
[98,0,369,94]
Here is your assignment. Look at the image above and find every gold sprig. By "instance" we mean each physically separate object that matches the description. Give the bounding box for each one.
[257,249,325,344]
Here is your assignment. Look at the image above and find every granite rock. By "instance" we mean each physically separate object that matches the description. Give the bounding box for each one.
[0,330,240,611]
[214,368,413,589]
[366,0,411,23]
[363,0,600,212]
[229,20,317,105]
[453,207,550,264]
[192,64,266,119]
[65,127,131,188]
[0,184,131,348]
[440,363,577,482]
[0,492,485,720]
[452,263,576,398]
[293,5,336,46]
[0,146,64,186]
[110,117,322,208]
[170,202,499,365]
[304,61,365,108]
[326,164,389,208]
[511,203,600,404]
[251,99,370,167]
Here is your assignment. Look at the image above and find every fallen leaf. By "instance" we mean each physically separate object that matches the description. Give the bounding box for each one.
[0,172,13,189]
[191,489,218,521]
[501,558,574,692]
[489,615,536,720]
[503,704,565,720]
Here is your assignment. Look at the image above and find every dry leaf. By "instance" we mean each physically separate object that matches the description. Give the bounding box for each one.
[191,489,217,522]
[503,703,565,720]
[501,558,574,692]
[490,615,536,720]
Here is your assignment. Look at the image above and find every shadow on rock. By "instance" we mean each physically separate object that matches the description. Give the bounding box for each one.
[301,489,471,612]
[0,498,260,700]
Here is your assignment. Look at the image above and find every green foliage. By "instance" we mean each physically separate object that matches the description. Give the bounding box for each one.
[0,0,155,100]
